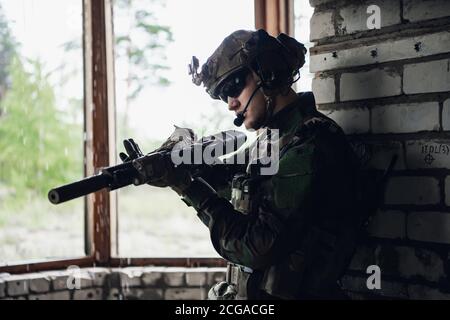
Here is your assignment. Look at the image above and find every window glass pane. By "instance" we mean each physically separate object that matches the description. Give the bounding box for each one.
[114,0,254,257]
[0,0,84,264]
[294,0,314,92]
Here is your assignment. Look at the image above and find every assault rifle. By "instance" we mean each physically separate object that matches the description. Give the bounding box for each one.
[48,130,246,204]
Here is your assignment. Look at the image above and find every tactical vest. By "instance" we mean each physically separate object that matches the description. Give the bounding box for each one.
[226,92,361,300]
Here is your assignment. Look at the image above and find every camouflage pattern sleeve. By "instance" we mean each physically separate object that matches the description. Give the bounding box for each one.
[192,140,315,270]
[195,163,246,201]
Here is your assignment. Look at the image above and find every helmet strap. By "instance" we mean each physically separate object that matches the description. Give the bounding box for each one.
[262,93,275,127]
[253,79,276,128]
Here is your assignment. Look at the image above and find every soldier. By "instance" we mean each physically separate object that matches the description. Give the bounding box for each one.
[122,29,362,300]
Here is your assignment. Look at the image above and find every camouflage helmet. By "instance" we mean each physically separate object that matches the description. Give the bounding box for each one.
[189,29,307,99]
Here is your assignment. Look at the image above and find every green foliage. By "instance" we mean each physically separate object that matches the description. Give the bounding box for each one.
[0,57,83,203]
[114,0,174,101]
[113,0,175,141]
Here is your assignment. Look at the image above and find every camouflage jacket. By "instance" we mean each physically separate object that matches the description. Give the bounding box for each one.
[184,92,360,299]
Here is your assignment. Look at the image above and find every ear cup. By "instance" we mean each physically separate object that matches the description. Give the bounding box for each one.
[255,30,283,91]
[276,33,307,73]
[253,50,290,91]
[240,29,306,94]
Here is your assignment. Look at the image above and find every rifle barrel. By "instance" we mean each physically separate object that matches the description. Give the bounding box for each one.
[48,174,110,204]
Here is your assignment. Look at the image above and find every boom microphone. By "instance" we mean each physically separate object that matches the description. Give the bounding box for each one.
[233,113,245,127]
[233,84,262,127]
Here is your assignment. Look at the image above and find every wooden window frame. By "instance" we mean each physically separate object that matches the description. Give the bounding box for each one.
[255,0,295,36]
[0,0,294,274]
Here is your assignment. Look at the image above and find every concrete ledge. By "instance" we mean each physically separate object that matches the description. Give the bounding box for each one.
[0,267,226,300]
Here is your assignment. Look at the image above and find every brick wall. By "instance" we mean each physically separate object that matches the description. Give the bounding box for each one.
[309,0,450,299]
[0,267,226,300]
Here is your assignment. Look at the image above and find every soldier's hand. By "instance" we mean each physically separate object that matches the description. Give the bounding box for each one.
[156,125,197,153]
[207,281,237,300]
[148,161,192,194]
[119,138,144,162]
[119,138,192,191]
[120,126,195,162]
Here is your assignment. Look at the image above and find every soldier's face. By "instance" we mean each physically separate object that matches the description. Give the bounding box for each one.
[226,72,267,131]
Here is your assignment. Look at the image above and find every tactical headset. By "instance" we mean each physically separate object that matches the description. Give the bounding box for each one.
[243,29,306,95]
[232,30,306,126]
[189,29,307,127]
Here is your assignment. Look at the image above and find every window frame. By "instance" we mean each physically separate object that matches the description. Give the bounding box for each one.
[0,0,293,274]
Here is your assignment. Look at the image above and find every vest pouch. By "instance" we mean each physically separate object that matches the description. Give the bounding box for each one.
[259,249,307,299]
[260,226,338,299]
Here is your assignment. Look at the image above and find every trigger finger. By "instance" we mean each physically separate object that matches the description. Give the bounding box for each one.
[124,139,138,159]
